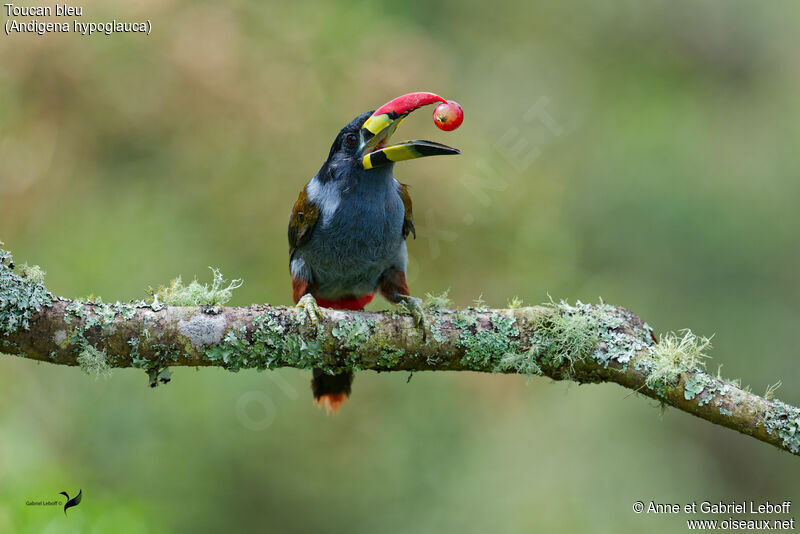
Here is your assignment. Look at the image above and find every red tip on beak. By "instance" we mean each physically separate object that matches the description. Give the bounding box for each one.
[360,91,462,168]
[373,92,447,118]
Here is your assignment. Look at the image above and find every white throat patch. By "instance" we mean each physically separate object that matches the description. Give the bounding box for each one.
[306,178,341,225]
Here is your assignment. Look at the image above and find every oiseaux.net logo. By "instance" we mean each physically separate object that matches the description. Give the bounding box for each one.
[26,489,82,515]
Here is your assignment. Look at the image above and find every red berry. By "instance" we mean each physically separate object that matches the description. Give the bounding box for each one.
[432,100,463,131]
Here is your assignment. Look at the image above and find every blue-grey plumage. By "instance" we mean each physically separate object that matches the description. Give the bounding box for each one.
[288,103,460,412]
[289,111,413,305]
[291,166,407,301]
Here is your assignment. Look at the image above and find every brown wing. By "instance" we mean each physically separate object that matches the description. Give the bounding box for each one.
[399,183,416,239]
[288,186,321,258]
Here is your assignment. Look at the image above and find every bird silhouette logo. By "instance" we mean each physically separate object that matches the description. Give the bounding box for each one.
[58,489,82,515]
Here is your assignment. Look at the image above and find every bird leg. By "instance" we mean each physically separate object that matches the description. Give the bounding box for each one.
[397,295,426,328]
[296,293,324,327]
[379,268,426,338]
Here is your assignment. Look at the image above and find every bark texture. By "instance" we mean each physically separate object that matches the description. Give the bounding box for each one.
[2,248,799,457]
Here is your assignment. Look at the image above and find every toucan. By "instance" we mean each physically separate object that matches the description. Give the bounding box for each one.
[288,92,461,413]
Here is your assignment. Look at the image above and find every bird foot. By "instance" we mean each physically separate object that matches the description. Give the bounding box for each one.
[296,293,324,326]
[397,295,427,339]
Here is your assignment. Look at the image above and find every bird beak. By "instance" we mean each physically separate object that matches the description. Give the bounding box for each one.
[360,92,461,170]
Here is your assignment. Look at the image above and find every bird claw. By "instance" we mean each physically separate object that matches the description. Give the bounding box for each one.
[296,293,324,326]
[398,295,426,336]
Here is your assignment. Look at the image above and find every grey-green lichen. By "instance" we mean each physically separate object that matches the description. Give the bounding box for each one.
[455,311,520,369]
[507,296,524,309]
[584,303,653,368]
[77,344,113,379]
[205,326,253,370]
[765,380,782,400]
[146,366,172,387]
[204,311,326,372]
[179,313,227,347]
[644,330,712,395]
[53,329,67,346]
[762,400,800,454]
[497,348,543,375]
[471,295,488,311]
[63,299,85,323]
[148,268,242,307]
[60,294,171,385]
[129,336,148,368]
[682,373,730,406]
[430,316,450,343]
[378,347,405,368]
[532,303,600,368]
[331,316,375,350]
[17,263,46,285]
[199,310,423,375]
[616,321,733,408]
[79,301,139,332]
[492,300,656,379]
[0,245,53,336]
[128,330,181,387]
[423,289,452,310]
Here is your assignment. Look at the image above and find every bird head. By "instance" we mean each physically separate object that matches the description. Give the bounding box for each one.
[319,92,460,180]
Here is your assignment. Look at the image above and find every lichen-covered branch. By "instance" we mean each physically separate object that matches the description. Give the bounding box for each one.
[2,245,799,457]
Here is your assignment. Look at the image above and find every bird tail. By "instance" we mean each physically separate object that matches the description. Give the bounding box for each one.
[312,368,353,414]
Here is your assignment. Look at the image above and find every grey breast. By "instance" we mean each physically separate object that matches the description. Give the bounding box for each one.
[302,172,406,299]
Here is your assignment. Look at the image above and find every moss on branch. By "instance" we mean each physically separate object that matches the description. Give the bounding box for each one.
[1,244,799,456]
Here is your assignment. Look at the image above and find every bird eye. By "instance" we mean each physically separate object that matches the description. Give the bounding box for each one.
[345,134,358,147]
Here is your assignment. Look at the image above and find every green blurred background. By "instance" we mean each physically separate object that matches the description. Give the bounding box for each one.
[2,0,799,532]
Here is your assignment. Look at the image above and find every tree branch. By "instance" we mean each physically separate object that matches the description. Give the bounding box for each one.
[1,246,799,457]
